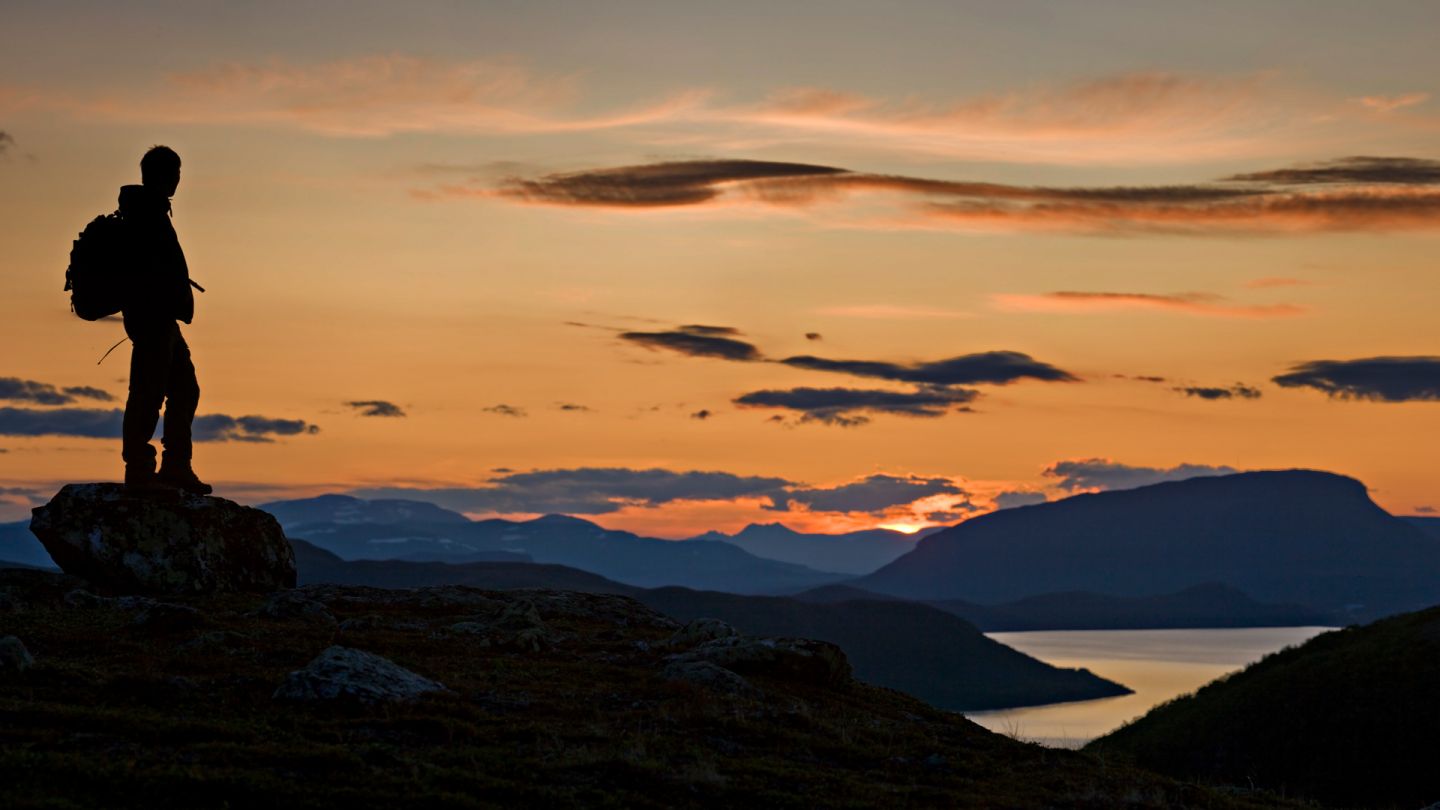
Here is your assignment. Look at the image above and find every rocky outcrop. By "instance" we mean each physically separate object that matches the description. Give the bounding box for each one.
[0,636,33,674]
[29,483,295,595]
[667,636,852,687]
[273,645,449,704]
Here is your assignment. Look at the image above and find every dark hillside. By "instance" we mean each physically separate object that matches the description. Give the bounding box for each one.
[0,569,1290,809]
[1087,605,1440,808]
[638,587,1130,711]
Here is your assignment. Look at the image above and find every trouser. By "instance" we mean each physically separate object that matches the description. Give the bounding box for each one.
[121,318,199,471]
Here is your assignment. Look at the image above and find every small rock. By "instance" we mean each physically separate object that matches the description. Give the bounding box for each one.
[130,601,203,633]
[667,636,852,687]
[665,618,740,649]
[0,636,34,673]
[179,630,251,653]
[256,590,337,626]
[273,645,448,705]
[662,660,759,697]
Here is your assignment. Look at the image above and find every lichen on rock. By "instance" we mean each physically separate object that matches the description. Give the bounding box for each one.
[28,483,295,595]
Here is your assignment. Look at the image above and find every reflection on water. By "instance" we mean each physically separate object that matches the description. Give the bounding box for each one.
[966,626,1334,748]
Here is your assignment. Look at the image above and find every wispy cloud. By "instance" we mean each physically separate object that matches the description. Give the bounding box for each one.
[482,404,527,417]
[1353,93,1429,113]
[1272,356,1440,402]
[0,377,113,405]
[620,325,763,361]
[469,156,1440,236]
[733,386,978,426]
[9,55,706,138]
[345,400,406,418]
[0,408,317,442]
[779,351,1078,386]
[1173,384,1263,400]
[992,291,1305,318]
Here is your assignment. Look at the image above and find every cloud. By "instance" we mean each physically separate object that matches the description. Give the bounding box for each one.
[501,160,847,208]
[482,404,527,417]
[0,131,12,156]
[736,72,1275,163]
[345,400,406,418]
[1272,356,1440,402]
[1226,156,1440,185]
[690,409,712,420]
[1116,374,1168,383]
[350,467,794,515]
[620,326,763,361]
[734,386,978,426]
[1174,384,1263,400]
[779,350,1078,386]
[471,155,1440,236]
[191,415,320,443]
[0,408,316,442]
[20,55,706,138]
[1353,93,1429,113]
[993,490,1049,510]
[783,474,965,515]
[1416,505,1436,514]
[557,403,591,412]
[0,377,114,405]
[1043,458,1238,492]
[804,332,823,341]
[993,291,1304,319]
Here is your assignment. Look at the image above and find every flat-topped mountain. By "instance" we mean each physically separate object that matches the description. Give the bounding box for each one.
[686,522,919,575]
[857,470,1440,621]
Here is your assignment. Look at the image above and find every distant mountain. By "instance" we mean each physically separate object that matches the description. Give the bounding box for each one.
[291,538,637,593]
[280,509,846,594]
[637,587,1129,712]
[929,584,1337,631]
[0,520,53,568]
[1088,605,1440,808]
[261,494,473,527]
[686,523,918,575]
[857,470,1440,621]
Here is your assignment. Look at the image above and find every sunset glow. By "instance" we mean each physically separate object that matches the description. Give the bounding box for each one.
[3,1,1438,534]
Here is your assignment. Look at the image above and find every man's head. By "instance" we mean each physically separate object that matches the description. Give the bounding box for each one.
[140,145,181,198]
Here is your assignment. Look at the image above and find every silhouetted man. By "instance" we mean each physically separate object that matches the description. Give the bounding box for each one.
[120,145,210,495]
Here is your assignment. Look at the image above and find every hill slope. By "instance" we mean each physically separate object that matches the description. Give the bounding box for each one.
[858,470,1440,620]
[290,542,1127,712]
[0,569,1286,809]
[1087,605,1440,808]
[637,588,1130,711]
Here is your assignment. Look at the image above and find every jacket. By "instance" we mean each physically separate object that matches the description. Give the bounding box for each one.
[118,184,194,326]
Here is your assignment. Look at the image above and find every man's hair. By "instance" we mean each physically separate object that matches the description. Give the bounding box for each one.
[140,145,181,183]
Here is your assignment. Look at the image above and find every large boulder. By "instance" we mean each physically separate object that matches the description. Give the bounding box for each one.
[29,483,295,595]
[667,636,852,687]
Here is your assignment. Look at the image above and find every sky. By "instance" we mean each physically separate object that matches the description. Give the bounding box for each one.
[2,1,1439,534]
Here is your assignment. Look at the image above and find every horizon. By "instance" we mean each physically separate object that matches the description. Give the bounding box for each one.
[4,1,1440,535]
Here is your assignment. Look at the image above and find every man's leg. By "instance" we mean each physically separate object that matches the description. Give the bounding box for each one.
[157,329,210,494]
[121,321,175,487]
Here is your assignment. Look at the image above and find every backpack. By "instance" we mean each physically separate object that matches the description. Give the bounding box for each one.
[64,211,131,321]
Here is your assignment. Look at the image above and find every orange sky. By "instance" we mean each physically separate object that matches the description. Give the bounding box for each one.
[2,2,1438,533]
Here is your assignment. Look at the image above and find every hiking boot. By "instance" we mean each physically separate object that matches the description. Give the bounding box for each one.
[157,463,213,495]
[124,466,176,496]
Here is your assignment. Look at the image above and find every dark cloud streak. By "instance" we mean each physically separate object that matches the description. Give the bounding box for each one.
[1272,356,1440,402]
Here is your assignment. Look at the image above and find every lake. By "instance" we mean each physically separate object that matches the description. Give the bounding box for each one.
[966,626,1335,748]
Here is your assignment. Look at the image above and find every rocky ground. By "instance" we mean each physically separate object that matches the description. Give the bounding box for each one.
[0,568,1296,810]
